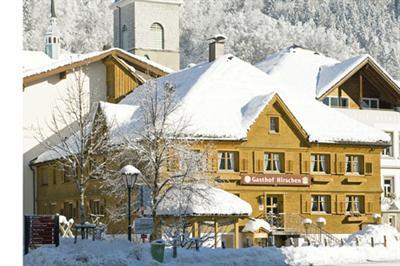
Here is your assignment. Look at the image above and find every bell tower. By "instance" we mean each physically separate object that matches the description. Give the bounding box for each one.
[111,0,182,70]
[44,0,60,59]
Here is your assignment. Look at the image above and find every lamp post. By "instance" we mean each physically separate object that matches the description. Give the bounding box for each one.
[316,217,326,245]
[120,165,141,242]
[302,218,312,240]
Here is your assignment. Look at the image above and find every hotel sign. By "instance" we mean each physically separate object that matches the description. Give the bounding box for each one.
[240,174,310,186]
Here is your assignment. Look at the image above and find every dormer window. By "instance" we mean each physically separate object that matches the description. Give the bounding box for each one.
[361,98,379,109]
[322,96,349,108]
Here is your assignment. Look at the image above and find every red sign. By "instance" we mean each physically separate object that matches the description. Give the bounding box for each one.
[24,215,59,254]
[240,174,310,186]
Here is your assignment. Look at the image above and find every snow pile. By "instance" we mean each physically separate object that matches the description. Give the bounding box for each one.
[156,183,252,216]
[282,245,400,266]
[346,224,400,247]
[24,238,400,266]
[242,219,272,233]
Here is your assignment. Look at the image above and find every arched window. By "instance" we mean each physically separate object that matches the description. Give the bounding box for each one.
[121,24,128,50]
[150,23,164,50]
[48,37,52,43]
[53,37,57,43]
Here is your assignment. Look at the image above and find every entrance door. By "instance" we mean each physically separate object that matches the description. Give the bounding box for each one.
[265,195,284,228]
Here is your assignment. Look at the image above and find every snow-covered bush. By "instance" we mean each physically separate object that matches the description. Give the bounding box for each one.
[346,224,400,247]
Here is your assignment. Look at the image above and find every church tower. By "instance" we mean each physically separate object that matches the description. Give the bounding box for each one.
[44,0,60,59]
[111,0,182,70]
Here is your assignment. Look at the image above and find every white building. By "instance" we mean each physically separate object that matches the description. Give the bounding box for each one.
[111,0,182,70]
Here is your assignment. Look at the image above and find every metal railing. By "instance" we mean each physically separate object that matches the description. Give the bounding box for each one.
[260,212,341,246]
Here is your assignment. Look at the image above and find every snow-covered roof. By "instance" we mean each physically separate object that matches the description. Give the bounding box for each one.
[256,46,400,99]
[104,53,389,144]
[316,54,368,98]
[242,219,271,233]
[119,54,279,140]
[156,183,252,216]
[23,48,173,79]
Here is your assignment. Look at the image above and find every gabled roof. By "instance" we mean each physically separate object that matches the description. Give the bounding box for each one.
[256,46,400,100]
[110,54,389,144]
[317,55,400,99]
[23,48,173,86]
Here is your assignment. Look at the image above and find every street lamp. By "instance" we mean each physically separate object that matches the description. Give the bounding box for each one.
[120,165,141,242]
[372,213,381,224]
[316,217,326,245]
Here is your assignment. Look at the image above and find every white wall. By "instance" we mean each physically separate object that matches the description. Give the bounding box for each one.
[23,61,107,214]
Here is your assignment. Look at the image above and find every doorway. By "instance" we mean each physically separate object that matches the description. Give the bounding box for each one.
[265,195,284,229]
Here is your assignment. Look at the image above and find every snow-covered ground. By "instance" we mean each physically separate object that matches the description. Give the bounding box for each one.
[24,225,400,266]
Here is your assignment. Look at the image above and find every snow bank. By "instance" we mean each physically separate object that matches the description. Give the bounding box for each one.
[24,238,400,266]
[242,219,271,233]
[346,224,400,247]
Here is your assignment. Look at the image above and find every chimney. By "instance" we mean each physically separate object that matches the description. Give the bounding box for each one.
[208,35,226,62]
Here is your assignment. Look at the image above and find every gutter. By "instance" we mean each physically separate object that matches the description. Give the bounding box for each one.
[29,158,38,215]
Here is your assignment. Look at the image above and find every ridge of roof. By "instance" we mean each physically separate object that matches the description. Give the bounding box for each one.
[23,48,173,81]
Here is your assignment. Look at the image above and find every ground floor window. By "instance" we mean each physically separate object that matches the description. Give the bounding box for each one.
[345,195,364,214]
[389,215,396,227]
[311,195,331,213]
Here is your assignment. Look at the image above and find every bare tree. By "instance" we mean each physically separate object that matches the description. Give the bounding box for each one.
[103,80,216,240]
[36,66,122,226]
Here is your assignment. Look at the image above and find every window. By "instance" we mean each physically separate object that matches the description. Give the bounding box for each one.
[150,23,164,50]
[53,37,57,43]
[383,177,394,197]
[361,98,379,109]
[322,96,348,108]
[382,132,393,157]
[90,200,102,215]
[64,202,74,219]
[121,24,128,50]
[269,117,279,133]
[389,215,396,227]
[41,169,48,186]
[264,153,284,172]
[218,151,238,171]
[345,155,363,175]
[311,195,331,213]
[346,195,364,213]
[48,37,51,43]
[311,154,330,174]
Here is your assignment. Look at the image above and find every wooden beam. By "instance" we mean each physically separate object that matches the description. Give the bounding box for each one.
[214,220,219,248]
[359,74,363,108]
[193,221,199,238]
[234,219,239,249]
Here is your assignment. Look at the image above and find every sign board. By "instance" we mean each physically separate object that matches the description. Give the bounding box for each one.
[240,174,310,186]
[24,215,59,254]
[134,217,153,234]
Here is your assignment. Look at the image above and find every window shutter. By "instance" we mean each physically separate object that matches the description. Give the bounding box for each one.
[301,194,310,214]
[285,152,294,174]
[336,154,345,175]
[301,152,310,174]
[207,151,218,173]
[336,194,345,214]
[254,151,264,173]
[239,151,249,173]
[364,154,373,176]
[366,202,373,214]
[330,153,336,174]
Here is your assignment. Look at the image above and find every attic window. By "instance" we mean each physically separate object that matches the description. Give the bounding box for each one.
[269,117,279,133]
[59,71,67,79]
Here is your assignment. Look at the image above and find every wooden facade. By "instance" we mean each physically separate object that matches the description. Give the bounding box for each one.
[321,60,400,110]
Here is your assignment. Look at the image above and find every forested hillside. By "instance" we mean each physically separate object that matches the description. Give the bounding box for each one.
[23,0,400,79]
